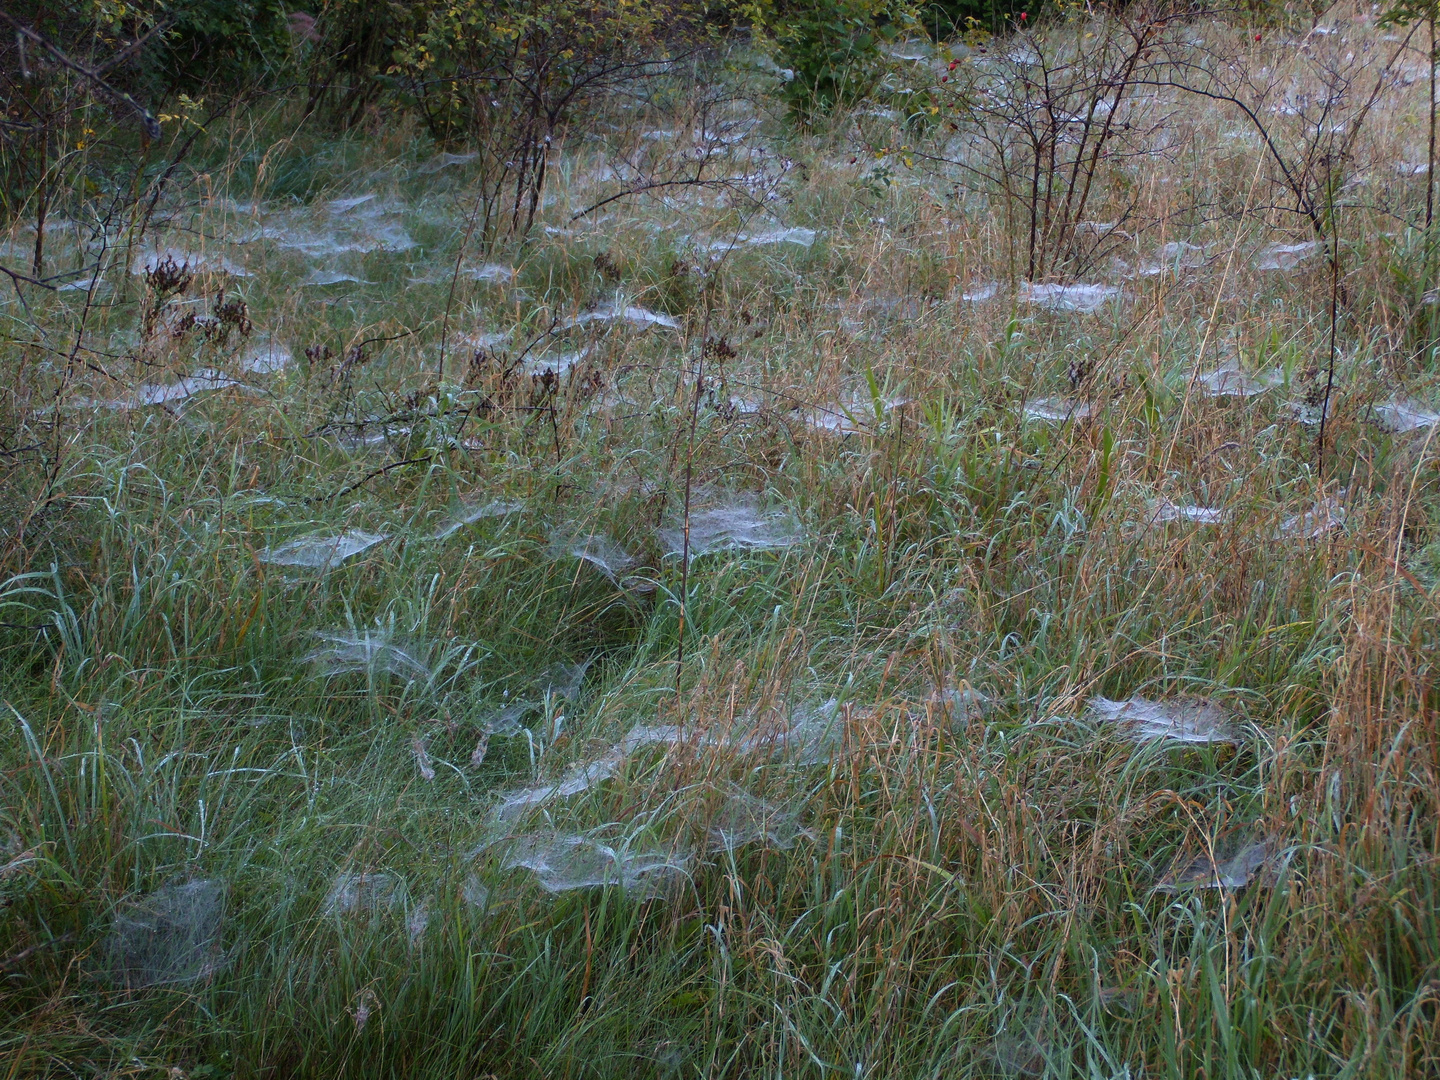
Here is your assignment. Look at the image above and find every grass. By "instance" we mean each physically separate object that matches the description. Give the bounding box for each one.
[3,6,1440,1077]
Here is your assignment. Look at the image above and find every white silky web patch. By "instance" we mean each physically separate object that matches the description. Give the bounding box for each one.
[1154,838,1281,892]
[657,495,802,559]
[499,833,690,897]
[1194,366,1274,398]
[302,630,430,680]
[561,302,680,331]
[1146,500,1227,526]
[80,369,253,410]
[132,247,250,278]
[260,529,388,568]
[106,880,227,988]
[430,500,523,541]
[706,790,812,852]
[1253,241,1318,271]
[1023,397,1092,422]
[1020,282,1120,313]
[1088,696,1237,744]
[1374,399,1440,433]
[323,872,401,915]
[549,530,636,582]
[1277,498,1345,539]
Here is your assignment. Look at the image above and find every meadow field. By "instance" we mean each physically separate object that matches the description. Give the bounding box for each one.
[4,2,1440,1076]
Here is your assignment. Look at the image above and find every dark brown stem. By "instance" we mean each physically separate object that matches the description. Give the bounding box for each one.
[32,156,46,278]
[1429,10,1436,231]
[437,185,489,384]
[1318,232,1340,474]
[324,456,434,503]
[0,263,56,290]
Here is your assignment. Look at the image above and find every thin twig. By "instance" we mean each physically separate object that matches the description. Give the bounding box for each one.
[0,8,161,138]
[321,456,434,503]
[438,189,490,383]
[0,263,56,291]
[0,933,73,972]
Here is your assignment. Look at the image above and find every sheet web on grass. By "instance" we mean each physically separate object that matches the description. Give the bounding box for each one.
[303,630,431,680]
[539,660,590,702]
[688,225,816,253]
[132,247,250,278]
[473,663,591,752]
[1146,499,1228,526]
[1023,397,1092,422]
[303,269,372,287]
[484,694,843,830]
[454,329,512,351]
[657,494,802,559]
[1154,837,1282,892]
[106,879,227,988]
[77,369,254,411]
[430,500,523,541]
[490,721,686,824]
[727,698,846,765]
[1253,241,1318,271]
[1374,398,1440,433]
[240,341,291,374]
[1133,241,1207,277]
[1019,282,1121,313]
[261,529,387,568]
[467,264,515,283]
[499,833,690,897]
[323,872,401,915]
[234,196,417,264]
[1087,696,1238,744]
[560,301,680,331]
[549,530,637,582]
[488,787,808,899]
[929,686,990,732]
[486,697,841,821]
[491,752,628,823]
[416,151,477,175]
[1277,497,1346,539]
[1194,366,1277,398]
[522,348,590,378]
[802,392,910,436]
[706,790,812,853]
[481,701,532,736]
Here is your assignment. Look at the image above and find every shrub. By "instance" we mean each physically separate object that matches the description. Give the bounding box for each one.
[744,0,902,120]
[137,0,292,95]
[381,0,703,238]
[919,0,1029,37]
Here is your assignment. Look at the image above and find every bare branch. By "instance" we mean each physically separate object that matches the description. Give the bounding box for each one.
[0,7,162,138]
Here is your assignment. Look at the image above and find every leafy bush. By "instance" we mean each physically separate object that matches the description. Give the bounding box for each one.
[4,0,292,98]
[919,0,1029,37]
[379,0,702,237]
[138,0,293,94]
[745,0,900,120]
